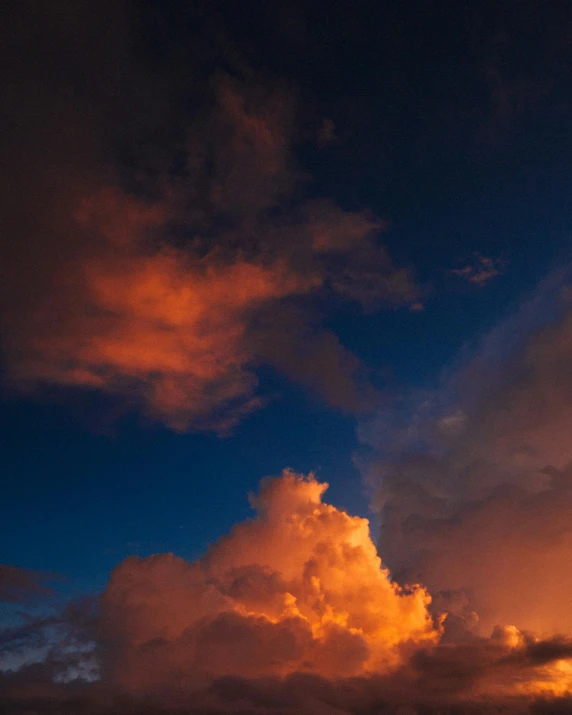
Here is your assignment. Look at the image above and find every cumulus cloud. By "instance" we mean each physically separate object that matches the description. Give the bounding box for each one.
[99,471,438,691]
[0,3,419,432]
[4,475,572,712]
[360,264,572,636]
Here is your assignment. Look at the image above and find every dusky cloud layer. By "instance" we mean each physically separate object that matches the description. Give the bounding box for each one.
[0,0,420,433]
[359,265,572,638]
[3,474,572,714]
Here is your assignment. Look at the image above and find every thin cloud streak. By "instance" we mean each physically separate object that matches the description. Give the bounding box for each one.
[451,252,504,286]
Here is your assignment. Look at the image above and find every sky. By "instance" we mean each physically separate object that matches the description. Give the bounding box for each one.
[2,0,572,712]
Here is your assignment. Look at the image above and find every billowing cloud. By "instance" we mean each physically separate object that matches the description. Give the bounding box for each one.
[4,475,572,711]
[361,264,572,636]
[99,471,438,691]
[0,470,572,715]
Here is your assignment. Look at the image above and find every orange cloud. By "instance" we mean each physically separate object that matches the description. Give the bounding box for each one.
[100,471,439,691]
[10,188,313,432]
[1,73,420,431]
[5,477,572,707]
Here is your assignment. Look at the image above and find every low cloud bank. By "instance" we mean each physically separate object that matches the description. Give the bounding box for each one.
[3,473,572,713]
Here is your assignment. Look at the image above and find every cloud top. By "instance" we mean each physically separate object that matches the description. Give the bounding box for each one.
[100,471,439,691]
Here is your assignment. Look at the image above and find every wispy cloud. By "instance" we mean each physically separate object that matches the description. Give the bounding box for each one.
[451,252,504,286]
[0,12,420,433]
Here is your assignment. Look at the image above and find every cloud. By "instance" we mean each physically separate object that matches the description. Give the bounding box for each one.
[4,175,413,431]
[360,264,572,636]
[250,307,379,412]
[0,565,55,603]
[0,3,420,433]
[7,187,314,432]
[99,471,438,691]
[451,252,504,286]
[4,475,572,711]
[0,583,98,684]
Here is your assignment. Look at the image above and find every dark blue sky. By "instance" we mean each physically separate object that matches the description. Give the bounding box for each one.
[1,0,572,601]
